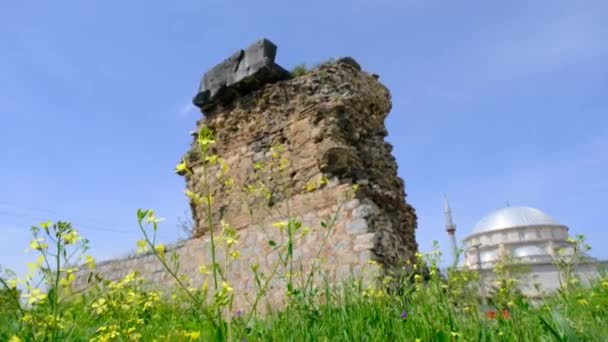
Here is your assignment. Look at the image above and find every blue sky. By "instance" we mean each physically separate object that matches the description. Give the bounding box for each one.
[1,0,607,277]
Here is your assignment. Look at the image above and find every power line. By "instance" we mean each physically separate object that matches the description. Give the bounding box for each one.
[0,200,117,227]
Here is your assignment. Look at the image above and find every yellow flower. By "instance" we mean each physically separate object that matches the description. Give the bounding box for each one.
[305,181,316,192]
[8,279,18,289]
[319,175,329,186]
[85,255,96,269]
[224,177,235,187]
[175,159,189,175]
[450,331,461,337]
[225,237,237,247]
[91,298,107,314]
[229,251,241,260]
[23,288,47,305]
[60,272,76,288]
[145,210,165,224]
[199,265,211,275]
[29,238,48,251]
[155,244,166,255]
[9,336,22,342]
[187,331,201,341]
[221,282,234,294]
[40,221,52,229]
[272,221,288,231]
[136,240,149,253]
[205,154,218,165]
[62,230,80,245]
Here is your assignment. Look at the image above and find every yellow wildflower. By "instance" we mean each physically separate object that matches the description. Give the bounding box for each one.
[224,177,235,187]
[23,288,47,305]
[136,240,149,253]
[8,336,22,342]
[145,210,165,224]
[29,238,48,251]
[272,221,288,231]
[229,250,240,260]
[199,265,211,275]
[186,331,201,341]
[60,272,76,288]
[40,221,52,229]
[155,244,166,255]
[225,236,237,247]
[91,298,107,314]
[222,282,234,294]
[305,181,316,192]
[85,255,96,269]
[319,175,329,186]
[205,154,218,165]
[62,230,80,245]
[175,159,189,175]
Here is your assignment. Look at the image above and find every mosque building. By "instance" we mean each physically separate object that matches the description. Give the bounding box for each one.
[442,196,608,298]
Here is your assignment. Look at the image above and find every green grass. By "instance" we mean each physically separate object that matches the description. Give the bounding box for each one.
[2,268,608,341]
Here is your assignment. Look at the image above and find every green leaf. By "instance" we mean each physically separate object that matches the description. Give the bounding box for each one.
[268,240,277,247]
[435,330,450,342]
[137,209,148,223]
[538,315,564,341]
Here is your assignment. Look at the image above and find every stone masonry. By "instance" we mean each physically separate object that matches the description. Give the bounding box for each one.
[74,39,419,311]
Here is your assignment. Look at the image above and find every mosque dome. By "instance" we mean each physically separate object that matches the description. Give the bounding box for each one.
[471,206,559,235]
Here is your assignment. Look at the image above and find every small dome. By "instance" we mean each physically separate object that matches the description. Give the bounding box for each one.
[513,246,547,258]
[472,207,559,234]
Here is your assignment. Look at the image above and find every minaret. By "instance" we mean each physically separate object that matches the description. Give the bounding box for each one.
[443,194,459,268]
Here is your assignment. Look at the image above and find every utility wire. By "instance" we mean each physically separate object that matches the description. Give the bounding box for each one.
[0,199,127,228]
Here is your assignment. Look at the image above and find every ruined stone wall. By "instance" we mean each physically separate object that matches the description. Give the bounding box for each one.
[185,58,418,271]
[74,41,419,311]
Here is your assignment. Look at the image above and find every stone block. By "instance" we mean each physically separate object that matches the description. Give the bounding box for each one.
[352,204,374,219]
[346,218,368,234]
[193,38,291,111]
[354,233,375,251]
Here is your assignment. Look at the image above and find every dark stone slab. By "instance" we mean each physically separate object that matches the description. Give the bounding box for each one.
[336,57,362,71]
[193,38,291,112]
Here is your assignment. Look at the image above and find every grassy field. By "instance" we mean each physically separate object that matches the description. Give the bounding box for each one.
[1,217,607,341]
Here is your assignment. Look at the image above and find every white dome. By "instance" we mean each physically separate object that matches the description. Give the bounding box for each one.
[472,206,559,234]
